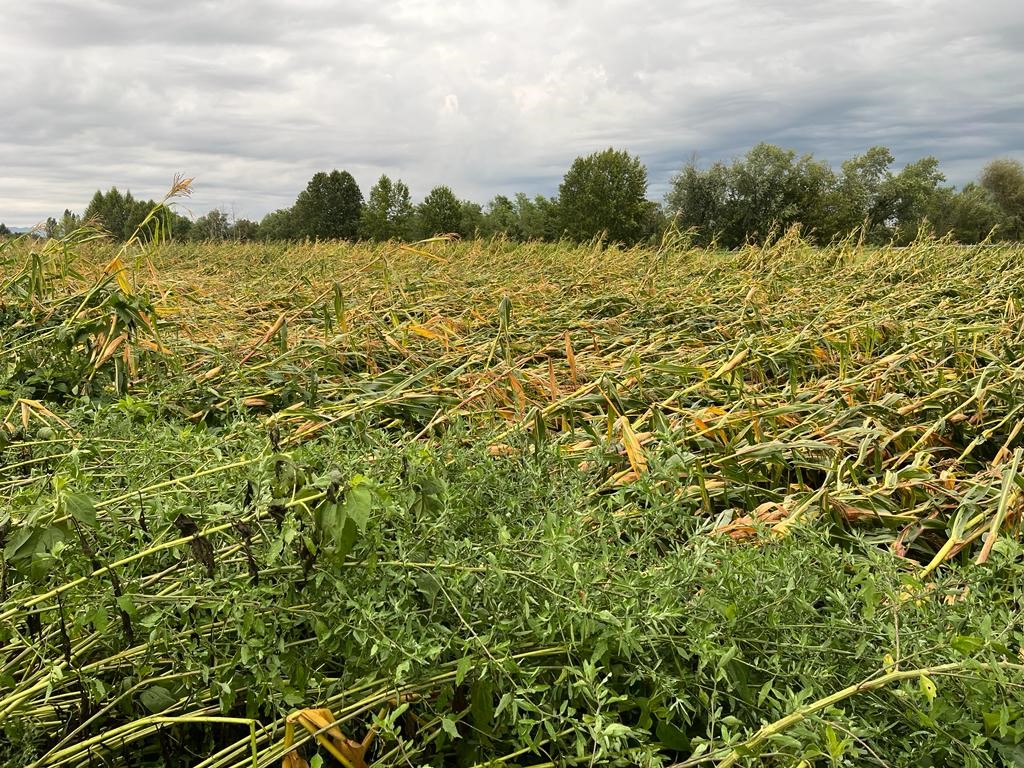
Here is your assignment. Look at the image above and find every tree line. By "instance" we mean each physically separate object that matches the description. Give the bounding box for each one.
[7,145,1024,246]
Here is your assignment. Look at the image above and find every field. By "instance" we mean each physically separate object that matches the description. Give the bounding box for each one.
[3,227,1024,766]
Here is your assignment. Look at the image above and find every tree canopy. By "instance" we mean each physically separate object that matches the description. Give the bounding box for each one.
[980,159,1024,240]
[46,147,1024,248]
[83,187,190,242]
[360,175,415,241]
[666,144,991,246]
[417,185,463,237]
[292,170,364,240]
[557,148,649,244]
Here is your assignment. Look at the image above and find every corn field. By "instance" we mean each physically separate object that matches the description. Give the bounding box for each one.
[3,222,1024,766]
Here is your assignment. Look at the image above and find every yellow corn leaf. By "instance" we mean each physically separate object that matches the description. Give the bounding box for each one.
[240,313,287,364]
[564,331,578,387]
[711,348,749,379]
[19,399,73,429]
[198,365,223,381]
[618,416,648,475]
[612,468,640,486]
[508,373,527,413]
[397,243,446,263]
[565,439,594,453]
[384,334,407,354]
[409,324,443,341]
[95,333,128,368]
[103,255,133,295]
[137,338,170,353]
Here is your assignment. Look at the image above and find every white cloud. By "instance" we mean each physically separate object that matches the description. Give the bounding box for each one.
[1,0,1022,224]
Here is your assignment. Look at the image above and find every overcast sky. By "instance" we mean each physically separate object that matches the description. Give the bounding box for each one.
[2,0,1023,226]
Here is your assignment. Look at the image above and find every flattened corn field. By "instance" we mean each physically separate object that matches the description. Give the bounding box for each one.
[3,230,1024,766]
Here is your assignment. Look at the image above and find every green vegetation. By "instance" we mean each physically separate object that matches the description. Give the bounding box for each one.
[3,208,1024,766]
[359,176,415,242]
[557,148,649,244]
[28,149,1024,249]
[416,185,464,238]
[292,171,365,241]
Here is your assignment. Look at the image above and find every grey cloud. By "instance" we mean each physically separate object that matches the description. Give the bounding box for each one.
[2,0,1023,225]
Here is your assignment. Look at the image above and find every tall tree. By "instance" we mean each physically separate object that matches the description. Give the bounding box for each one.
[189,209,231,241]
[927,183,1003,244]
[980,159,1024,240]
[557,148,648,244]
[835,147,896,240]
[728,143,800,242]
[359,175,414,240]
[880,156,945,243]
[665,161,733,246]
[82,187,177,241]
[417,185,462,237]
[292,170,364,240]
[259,208,297,240]
[664,145,961,246]
[85,187,135,240]
[520,194,561,240]
[459,200,484,237]
[57,209,80,237]
[480,195,519,238]
[232,219,260,241]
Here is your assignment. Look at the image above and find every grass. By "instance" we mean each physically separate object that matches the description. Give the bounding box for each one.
[2,222,1024,766]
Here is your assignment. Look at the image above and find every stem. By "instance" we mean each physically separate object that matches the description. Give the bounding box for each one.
[675,660,1024,767]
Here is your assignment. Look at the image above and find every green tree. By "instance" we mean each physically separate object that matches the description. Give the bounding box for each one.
[927,183,1002,243]
[480,195,519,238]
[520,194,561,240]
[81,187,183,242]
[292,170,364,240]
[190,209,231,241]
[85,187,136,240]
[557,148,648,244]
[980,158,1024,240]
[835,147,896,241]
[666,146,840,246]
[417,185,462,237]
[788,154,840,240]
[639,200,669,243]
[880,156,946,243]
[665,161,733,246]
[0,223,11,237]
[259,208,296,240]
[232,219,260,241]
[57,209,81,237]
[728,143,800,242]
[359,175,415,240]
[459,200,484,237]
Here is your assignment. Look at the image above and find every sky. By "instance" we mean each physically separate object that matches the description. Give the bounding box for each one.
[2,0,1023,227]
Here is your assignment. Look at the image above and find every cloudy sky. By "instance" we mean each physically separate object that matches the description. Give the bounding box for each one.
[2,0,1022,226]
